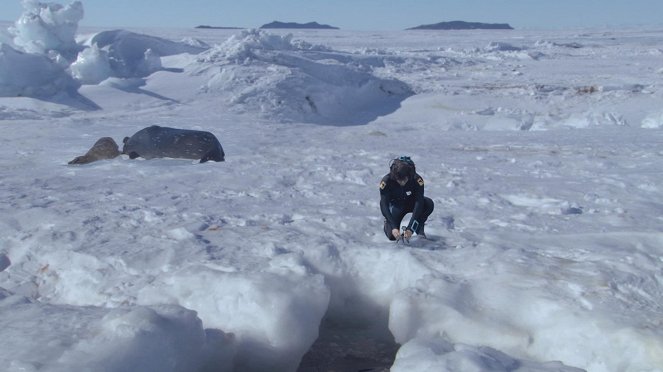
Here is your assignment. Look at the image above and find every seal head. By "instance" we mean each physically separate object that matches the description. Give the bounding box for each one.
[68,137,121,165]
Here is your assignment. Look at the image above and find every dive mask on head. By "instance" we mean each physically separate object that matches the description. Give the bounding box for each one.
[397,156,414,166]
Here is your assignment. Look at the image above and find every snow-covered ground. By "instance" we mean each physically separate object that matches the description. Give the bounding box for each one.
[1,2,663,372]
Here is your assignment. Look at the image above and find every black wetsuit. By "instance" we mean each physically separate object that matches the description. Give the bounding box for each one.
[379,173,434,240]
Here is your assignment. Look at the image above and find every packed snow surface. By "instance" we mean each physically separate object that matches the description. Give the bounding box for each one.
[1,2,663,372]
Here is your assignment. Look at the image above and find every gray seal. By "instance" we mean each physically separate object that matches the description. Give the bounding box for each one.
[122,125,225,163]
[68,137,121,165]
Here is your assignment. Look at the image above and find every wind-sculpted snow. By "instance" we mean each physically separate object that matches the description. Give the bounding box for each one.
[389,233,663,371]
[0,43,79,97]
[391,337,584,372]
[192,29,414,125]
[0,26,12,45]
[70,30,208,83]
[0,299,224,372]
[10,0,83,61]
[2,2,207,94]
[197,29,331,63]
[89,30,206,77]
[68,43,113,84]
[138,264,330,371]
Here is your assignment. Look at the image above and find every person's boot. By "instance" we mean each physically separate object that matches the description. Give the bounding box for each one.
[417,223,427,239]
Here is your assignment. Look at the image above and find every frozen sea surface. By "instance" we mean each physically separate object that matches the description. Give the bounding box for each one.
[1,10,662,372]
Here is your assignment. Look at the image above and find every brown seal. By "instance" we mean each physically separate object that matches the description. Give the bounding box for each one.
[68,137,121,165]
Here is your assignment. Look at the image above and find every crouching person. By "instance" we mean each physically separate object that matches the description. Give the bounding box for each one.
[379,156,434,241]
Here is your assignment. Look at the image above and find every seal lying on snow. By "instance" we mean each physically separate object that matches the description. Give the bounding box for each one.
[122,125,225,163]
[68,137,121,164]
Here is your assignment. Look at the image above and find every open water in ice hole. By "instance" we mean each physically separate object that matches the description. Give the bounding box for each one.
[296,316,399,372]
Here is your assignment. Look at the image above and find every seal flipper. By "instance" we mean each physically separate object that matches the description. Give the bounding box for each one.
[128,151,140,159]
[200,148,224,163]
[68,155,87,165]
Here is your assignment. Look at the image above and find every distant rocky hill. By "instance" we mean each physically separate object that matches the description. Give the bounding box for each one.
[260,21,339,30]
[408,21,513,30]
[195,25,243,30]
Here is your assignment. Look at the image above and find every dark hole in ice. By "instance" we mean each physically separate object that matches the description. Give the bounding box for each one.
[297,316,398,372]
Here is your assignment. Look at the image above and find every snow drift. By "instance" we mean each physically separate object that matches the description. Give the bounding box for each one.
[192,29,414,125]
[0,296,230,372]
[3,4,414,125]
[71,30,207,83]
[10,0,83,61]
[0,43,79,97]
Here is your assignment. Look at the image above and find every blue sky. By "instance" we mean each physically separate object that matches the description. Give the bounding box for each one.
[2,0,663,30]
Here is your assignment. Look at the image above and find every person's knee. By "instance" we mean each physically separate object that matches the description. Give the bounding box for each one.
[425,197,435,214]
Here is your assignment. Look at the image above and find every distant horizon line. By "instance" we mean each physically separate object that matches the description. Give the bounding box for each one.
[2,19,663,33]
